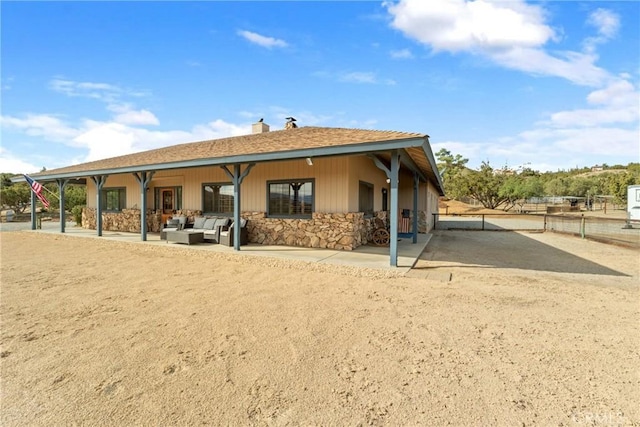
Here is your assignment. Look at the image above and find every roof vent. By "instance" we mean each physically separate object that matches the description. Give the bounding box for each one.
[252,119,270,134]
[285,117,298,129]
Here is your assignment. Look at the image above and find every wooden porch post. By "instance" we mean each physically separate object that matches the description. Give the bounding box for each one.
[413,173,419,244]
[133,171,155,241]
[222,163,255,251]
[56,179,70,233]
[30,190,37,230]
[389,150,399,267]
[91,175,108,236]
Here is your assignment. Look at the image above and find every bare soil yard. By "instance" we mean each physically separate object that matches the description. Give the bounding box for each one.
[1,231,638,426]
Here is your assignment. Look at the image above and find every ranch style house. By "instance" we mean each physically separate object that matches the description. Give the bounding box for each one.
[17,121,445,266]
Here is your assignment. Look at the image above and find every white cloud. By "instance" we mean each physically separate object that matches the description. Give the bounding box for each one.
[340,71,377,84]
[237,30,288,49]
[113,109,160,126]
[50,78,149,114]
[518,126,638,157]
[1,111,253,165]
[49,78,123,102]
[385,0,613,87]
[0,114,81,142]
[432,78,639,171]
[390,48,414,59]
[490,47,609,87]
[545,79,639,127]
[71,118,251,162]
[587,8,620,39]
[314,70,394,85]
[584,8,620,53]
[386,0,554,52]
[0,146,42,174]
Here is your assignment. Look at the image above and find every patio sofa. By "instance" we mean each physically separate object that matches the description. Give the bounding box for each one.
[160,215,229,242]
[190,216,230,243]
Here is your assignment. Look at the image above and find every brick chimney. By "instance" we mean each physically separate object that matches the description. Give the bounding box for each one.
[252,119,269,134]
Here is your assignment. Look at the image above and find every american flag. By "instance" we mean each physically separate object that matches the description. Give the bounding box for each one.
[23,174,50,209]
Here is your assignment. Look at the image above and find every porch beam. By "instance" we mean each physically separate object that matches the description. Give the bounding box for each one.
[133,171,155,241]
[56,179,70,233]
[90,175,108,236]
[368,154,391,179]
[389,150,399,267]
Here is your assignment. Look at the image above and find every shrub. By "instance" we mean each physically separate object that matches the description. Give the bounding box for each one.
[71,205,85,226]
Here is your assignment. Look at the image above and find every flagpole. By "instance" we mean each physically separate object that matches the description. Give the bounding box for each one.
[40,185,60,201]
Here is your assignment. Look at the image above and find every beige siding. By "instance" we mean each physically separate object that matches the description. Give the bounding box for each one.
[85,174,140,209]
[346,156,389,212]
[84,155,441,220]
[241,157,351,213]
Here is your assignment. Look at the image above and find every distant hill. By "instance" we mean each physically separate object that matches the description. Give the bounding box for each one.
[577,169,627,177]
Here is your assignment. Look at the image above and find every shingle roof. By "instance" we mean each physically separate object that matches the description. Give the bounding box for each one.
[38,126,424,175]
[30,126,443,194]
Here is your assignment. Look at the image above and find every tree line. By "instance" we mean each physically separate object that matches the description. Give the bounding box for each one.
[436,149,640,211]
[0,173,86,214]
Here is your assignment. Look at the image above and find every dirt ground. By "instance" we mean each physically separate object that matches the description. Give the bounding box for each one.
[1,230,638,426]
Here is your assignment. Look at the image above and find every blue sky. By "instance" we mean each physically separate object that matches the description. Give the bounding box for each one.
[1,0,638,174]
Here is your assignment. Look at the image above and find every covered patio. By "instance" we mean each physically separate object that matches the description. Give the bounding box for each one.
[21,222,432,273]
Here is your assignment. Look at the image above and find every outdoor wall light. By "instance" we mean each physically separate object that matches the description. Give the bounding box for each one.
[305,157,313,166]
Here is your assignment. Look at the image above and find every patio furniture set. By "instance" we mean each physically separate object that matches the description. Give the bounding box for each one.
[161,215,248,246]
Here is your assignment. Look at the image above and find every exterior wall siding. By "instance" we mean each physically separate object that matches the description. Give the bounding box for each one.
[82,153,442,245]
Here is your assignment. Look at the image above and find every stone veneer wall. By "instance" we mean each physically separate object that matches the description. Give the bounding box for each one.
[244,211,375,251]
[82,208,164,233]
[81,208,431,249]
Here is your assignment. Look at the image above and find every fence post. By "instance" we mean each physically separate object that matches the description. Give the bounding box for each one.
[580,215,585,239]
[482,214,485,231]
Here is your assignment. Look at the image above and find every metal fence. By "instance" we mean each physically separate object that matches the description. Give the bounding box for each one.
[0,212,62,223]
[434,213,640,248]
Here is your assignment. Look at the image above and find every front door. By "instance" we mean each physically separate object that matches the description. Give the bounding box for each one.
[160,188,174,224]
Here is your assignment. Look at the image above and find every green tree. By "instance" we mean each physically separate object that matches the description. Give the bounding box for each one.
[0,173,14,188]
[606,172,639,204]
[568,177,599,198]
[544,177,570,197]
[459,162,509,209]
[64,185,87,211]
[435,148,469,197]
[500,175,544,211]
[0,183,31,213]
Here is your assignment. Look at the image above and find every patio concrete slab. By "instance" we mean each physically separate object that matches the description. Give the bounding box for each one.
[8,223,431,273]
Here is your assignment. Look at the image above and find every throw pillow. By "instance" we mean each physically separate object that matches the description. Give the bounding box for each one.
[193,216,207,229]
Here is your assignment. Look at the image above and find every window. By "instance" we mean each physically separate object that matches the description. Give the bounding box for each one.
[101,188,126,211]
[203,183,234,214]
[359,181,374,217]
[268,179,314,217]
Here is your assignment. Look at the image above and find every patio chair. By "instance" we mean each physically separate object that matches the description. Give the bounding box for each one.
[160,216,187,240]
[219,218,248,247]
